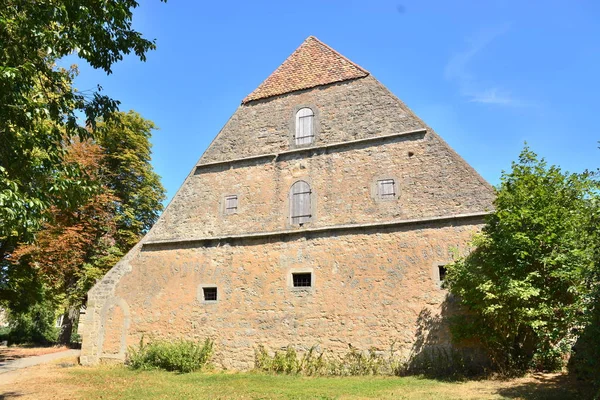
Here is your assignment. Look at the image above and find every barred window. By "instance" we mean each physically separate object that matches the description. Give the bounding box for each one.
[203,287,218,301]
[292,273,312,288]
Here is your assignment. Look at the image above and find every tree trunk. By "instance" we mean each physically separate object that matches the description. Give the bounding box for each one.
[58,307,77,345]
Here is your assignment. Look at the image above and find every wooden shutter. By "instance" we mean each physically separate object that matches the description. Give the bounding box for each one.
[290,181,312,225]
[377,179,396,199]
[295,108,314,145]
[224,195,238,214]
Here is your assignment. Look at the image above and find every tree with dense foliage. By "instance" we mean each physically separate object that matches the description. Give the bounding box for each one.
[8,111,165,344]
[445,147,599,373]
[0,0,163,275]
[96,111,166,249]
[568,145,600,389]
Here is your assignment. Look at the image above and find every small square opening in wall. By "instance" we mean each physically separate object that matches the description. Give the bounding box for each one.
[203,287,218,301]
[292,272,312,288]
[438,265,447,283]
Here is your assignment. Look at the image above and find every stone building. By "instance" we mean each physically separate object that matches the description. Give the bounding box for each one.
[80,36,495,368]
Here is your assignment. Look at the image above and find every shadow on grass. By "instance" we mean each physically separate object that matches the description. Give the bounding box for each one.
[494,373,597,400]
[407,298,598,399]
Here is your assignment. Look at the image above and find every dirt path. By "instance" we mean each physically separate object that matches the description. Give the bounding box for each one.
[0,346,70,363]
[0,349,80,378]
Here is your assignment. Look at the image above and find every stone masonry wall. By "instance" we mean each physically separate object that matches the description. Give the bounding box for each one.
[200,76,423,164]
[149,133,494,242]
[81,220,482,369]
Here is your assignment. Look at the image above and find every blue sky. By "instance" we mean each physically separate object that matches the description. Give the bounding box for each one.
[65,0,600,203]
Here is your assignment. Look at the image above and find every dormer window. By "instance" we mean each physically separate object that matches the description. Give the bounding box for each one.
[295,108,314,145]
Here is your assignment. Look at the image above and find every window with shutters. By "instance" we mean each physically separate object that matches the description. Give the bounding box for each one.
[290,180,312,225]
[224,195,238,215]
[295,108,314,146]
[377,179,396,200]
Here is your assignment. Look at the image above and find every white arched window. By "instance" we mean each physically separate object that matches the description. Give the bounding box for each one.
[295,108,314,145]
[290,180,312,225]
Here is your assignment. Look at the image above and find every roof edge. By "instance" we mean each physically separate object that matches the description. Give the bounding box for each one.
[241,74,369,105]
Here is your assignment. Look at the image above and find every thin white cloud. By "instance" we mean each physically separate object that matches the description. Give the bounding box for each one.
[468,88,514,105]
[445,24,526,107]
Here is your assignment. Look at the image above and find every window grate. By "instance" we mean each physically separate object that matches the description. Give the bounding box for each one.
[203,287,218,301]
[292,273,312,287]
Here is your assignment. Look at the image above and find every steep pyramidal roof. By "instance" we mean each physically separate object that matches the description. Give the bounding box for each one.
[242,36,369,104]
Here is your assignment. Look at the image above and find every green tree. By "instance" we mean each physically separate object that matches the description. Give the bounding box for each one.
[0,0,163,268]
[97,111,166,248]
[568,145,600,388]
[446,147,599,373]
[9,111,165,344]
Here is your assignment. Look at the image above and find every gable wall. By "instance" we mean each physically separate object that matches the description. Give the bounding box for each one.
[148,134,493,242]
[81,73,495,368]
[200,76,423,164]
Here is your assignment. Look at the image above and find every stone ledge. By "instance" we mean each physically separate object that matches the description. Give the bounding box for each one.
[194,128,427,173]
[142,211,490,248]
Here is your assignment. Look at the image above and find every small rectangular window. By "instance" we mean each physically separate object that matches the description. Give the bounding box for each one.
[438,265,447,283]
[292,272,312,288]
[203,287,218,301]
[377,179,396,199]
[224,195,238,215]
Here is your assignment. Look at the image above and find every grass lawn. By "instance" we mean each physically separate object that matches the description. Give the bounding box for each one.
[0,355,595,399]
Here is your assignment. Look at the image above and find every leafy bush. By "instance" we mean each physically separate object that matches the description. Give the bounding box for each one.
[70,332,81,344]
[0,326,9,343]
[127,338,213,373]
[6,303,58,345]
[445,147,599,373]
[569,295,600,389]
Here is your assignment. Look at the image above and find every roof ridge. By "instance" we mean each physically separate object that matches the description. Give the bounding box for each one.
[242,36,369,104]
[307,36,369,75]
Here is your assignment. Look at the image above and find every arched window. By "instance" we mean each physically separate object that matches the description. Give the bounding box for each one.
[290,180,312,225]
[295,108,314,145]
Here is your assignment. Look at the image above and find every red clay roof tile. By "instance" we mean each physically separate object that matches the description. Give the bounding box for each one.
[242,36,369,104]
